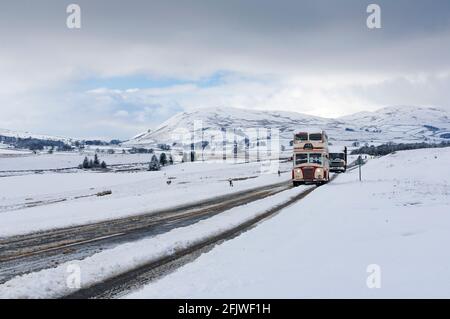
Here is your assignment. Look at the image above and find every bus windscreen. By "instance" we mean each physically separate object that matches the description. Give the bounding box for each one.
[295,154,308,165]
[309,153,322,164]
[330,153,344,160]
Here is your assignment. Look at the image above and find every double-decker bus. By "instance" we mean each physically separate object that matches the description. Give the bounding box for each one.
[292,130,330,186]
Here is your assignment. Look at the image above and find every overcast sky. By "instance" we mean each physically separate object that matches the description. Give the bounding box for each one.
[1,0,450,139]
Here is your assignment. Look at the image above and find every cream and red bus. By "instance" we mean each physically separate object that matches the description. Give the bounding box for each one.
[292,130,330,186]
[293,130,329,153]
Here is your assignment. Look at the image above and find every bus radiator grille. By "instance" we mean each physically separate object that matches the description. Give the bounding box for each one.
[302,167,315,180]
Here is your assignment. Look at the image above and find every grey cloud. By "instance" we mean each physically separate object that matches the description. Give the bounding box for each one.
[1,0,450,138]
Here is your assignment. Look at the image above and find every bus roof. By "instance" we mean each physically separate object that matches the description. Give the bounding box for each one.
[294,128,325,134]
[328,145,347,153]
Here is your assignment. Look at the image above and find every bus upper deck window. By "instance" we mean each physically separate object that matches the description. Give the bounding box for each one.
[295,133,308,141]
[309,133,322,141]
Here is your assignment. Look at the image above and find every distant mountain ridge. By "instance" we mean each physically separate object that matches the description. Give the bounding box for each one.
[127,105,450,148]
[2,106,450,150]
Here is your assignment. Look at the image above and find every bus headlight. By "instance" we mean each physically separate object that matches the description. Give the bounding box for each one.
[315,168,324,179]
[294,168,303,178]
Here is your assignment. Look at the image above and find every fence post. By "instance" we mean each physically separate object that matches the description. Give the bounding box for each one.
[358,155,362,181]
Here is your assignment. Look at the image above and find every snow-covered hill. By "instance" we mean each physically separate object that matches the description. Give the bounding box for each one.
[127,106,450,148]
[3,105,450,150]
[0,128,74,144]
[127,106,332,148]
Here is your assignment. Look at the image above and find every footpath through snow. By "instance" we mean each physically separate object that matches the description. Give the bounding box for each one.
[125,148,450,298]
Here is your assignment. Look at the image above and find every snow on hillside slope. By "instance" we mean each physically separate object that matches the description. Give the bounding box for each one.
[126,106,330,147]
[0,128,73,144]
[127,106,450,149]
[126,147,450,298]
[339,105,450,126]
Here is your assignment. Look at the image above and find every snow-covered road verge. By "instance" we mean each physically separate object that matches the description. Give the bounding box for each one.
[0,161,290,237]
[125,147,450,298]
[0,186,310,299]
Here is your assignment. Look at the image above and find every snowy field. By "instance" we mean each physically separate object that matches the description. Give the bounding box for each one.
[1,147,449,298]
[0,147,32,156]
[122,147,450,298]
[0,152,153,171]
[0,159,291,237]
